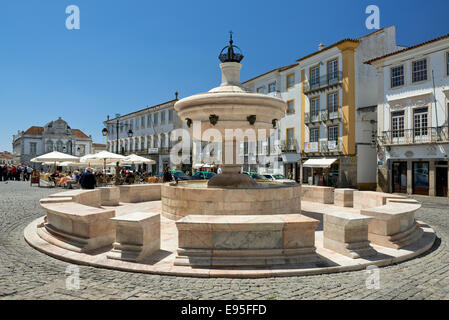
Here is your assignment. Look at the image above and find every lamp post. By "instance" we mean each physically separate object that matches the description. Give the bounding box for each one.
[102,115,134,185]
[102,115,134,155]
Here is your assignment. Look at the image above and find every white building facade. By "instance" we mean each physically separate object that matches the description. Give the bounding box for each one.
[104,97,187,174]
[12,117,92,166]
[243,63,301,179]
[367,34,449,197]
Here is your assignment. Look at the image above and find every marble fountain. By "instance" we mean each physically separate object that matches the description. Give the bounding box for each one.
[24,36,436,278]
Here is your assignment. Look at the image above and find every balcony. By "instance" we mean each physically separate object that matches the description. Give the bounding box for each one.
[305,107,342,125]
[379,126,449,146]
[303,71,343,95]
[304,140,341,154]
[281,139,299,153]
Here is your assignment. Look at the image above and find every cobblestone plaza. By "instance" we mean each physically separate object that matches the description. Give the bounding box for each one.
[1,181,448,300]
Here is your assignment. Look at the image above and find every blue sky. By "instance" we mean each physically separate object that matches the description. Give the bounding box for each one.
[1,0,448,152]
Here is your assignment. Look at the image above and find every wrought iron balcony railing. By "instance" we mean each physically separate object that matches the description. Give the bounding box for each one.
[281,139,299,152]
[378,126,449,145]
[305,107,342,124]
[303,71,343,94]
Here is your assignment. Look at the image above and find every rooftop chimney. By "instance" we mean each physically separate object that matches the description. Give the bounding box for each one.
[318,43,325,51]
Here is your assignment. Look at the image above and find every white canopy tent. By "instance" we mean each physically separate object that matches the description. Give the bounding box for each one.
[80,151,126,171]
[121,154,156,165]
[303,158,338,168]
[30,152,80,171]
[30,151,79,163]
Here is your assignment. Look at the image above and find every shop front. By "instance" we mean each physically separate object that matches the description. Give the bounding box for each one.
[392,161,407,193]
[281,153,301,182]
[302,158,338,186]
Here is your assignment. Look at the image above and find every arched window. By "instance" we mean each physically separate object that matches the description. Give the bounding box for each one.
[46,141,54,153]
[66,141,72,154]
[56,140,63,152]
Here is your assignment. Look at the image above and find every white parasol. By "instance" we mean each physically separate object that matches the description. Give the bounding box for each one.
[120,154,156,165]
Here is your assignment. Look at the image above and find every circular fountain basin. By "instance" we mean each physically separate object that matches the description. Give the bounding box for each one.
[161,180,301,221]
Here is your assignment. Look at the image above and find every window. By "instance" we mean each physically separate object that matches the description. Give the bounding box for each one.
[327,92,339,118]
[310,128,319,143]
[447,52,449,76]
[147,115,152,127]
[169,110,173,122]
[78,145,85,156]
[141,116,145,128]
[414,107,428,137]
[286,128,295,150]
[310,97,320,120]
[136,118,139,130]
[327,59,338,83]
[129,119,133,130]
[268,82,276,93]
[135,139,139,150]
[161,111,166,123]
[391,65,404,88]
[56,140,63,152]
[287,74,295,89]
[257,86,265,93]
[287,100,295,114]
[310,66,320,87]
[391,111,405,138]
[30,142,37,155]
[154,113,158,125]
[412,59,427,83]
[328,126,338,141]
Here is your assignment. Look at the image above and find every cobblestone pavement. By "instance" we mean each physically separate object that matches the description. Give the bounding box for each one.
[0,181,448,300]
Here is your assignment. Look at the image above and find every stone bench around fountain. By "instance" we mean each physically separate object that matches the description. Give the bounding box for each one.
[360,202,423,249]
[174,214,320,267]
[353,191,406,210]
[98,187,120,206]
[301,185,334,204]
[323,211,376,259]
[334,188,355,207]
[162,181,302,221]
[107,211,160,262]
[48,189,102,208]
[38,202,116,252]
[119,184,162,203]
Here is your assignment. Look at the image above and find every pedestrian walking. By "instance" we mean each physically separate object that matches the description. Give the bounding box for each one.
[163,165,173,183]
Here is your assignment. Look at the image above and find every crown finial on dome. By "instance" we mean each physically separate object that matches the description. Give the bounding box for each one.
[218,31,244,63]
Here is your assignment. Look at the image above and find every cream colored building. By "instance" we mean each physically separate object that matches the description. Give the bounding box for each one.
[366,33,449,197]
[299,26,403,189]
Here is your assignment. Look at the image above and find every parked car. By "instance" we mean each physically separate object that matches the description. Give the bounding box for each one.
[263,174,296,184]
[170,170,191,181]
[191,171,216,180]
[243,171,269,181]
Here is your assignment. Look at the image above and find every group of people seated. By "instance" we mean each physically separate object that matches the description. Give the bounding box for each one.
[46,170,82,189]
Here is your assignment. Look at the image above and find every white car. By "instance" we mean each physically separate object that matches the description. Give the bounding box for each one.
[263,174,297,184]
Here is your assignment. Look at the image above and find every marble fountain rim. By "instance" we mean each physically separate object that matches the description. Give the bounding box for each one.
[24,215,436,279]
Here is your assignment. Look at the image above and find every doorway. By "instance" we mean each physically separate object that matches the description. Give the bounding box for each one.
[436,165,448,197]
[392,162,407,193]
[412,161,429,196]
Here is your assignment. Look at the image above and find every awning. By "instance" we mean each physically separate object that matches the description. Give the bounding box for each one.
[303,158,337,168]
[281,153,301,164]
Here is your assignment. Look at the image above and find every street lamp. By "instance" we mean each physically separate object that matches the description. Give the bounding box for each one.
[102,115,134,155]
